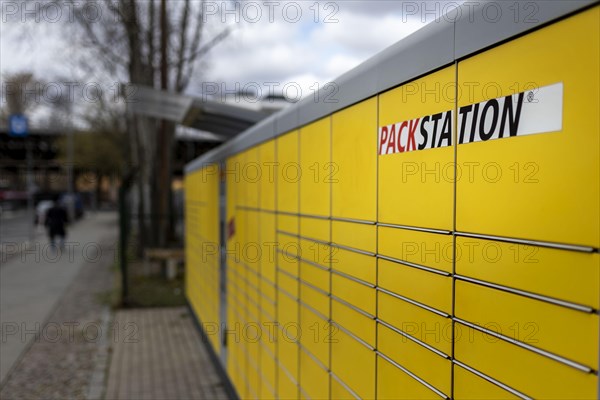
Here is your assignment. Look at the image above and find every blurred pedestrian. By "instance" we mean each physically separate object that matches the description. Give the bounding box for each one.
[45,196,69,249]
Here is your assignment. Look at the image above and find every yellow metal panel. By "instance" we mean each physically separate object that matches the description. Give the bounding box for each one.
[261,281,276,308]
[279,335,299,376]
[278,233,299,259]
[456,6,600,247]
[278,214,298,234]
[277,130,299,214]
[453,364,519,400]
[378,226,453,273]
[247,361,260,399]
[300,217,330,243]
[331,274,376,315]
[278,252,298,278]
[300,261,329,293]
[331,375,357,400]
[378,66,455,230]
[299,239,331,267]
[277,292,299,331]
[455,237,599,308]
[331,299,375,347]
[300,350,329,400]
[331,97,377,221]
[278,363,299,400]
[331,329,375,399]
[377,355,441,400]
[245,146,260,209]
[378,290,452,355]
[331,220,376,253]
[378,323,451,396]
[278,271,299,299]
[259,139,276,211]
[331,248,376,285]
[455,323,598,399]
[260,314,277,357]
[259,352,276,399]
[300,117,331,216]
[300,283,329,318]
[300,306,330,367]
[456,280,599,369]
[379,259,452,314]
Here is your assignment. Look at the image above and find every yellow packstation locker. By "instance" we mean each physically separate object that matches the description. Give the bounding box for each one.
[378,66,455,231]
[331,98,377,222]
[456,6,600,248]
[183,4,600,400]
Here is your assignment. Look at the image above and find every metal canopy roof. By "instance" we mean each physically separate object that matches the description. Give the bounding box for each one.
[128,86,277,139]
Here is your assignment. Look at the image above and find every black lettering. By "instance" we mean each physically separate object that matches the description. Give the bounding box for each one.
[430,112,443,148]
[469,103,480,143]
[458,105,472,144]
[418,116,429,150]
[479,99,499,141]
[438,111,452,148]
[499,92,524,138]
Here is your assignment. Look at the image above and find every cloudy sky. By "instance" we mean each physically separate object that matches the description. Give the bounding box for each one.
[0,1,462,103]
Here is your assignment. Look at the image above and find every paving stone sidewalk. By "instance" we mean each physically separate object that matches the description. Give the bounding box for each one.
[105,307,228,400]
[0,230,116,399]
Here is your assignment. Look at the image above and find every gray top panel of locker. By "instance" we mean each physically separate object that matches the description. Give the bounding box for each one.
[454,0,597,59]
[186,0,598,171]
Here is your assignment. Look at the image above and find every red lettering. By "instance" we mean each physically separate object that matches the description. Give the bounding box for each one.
[379,126,389,155]
[385,124,397,154]
[398,121,408,153]
[407,118,419,151]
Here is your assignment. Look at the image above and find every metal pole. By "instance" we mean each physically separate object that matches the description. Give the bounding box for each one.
[26,138,34,244]
[66,109,75,221]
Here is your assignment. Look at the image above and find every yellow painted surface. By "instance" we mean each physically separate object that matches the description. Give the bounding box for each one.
[377,290,452,355]
[331,329,376,399]
[278,214,298,234]
[331,247,376,285]
[455,323,598,399]
[378,67,455,230]
[277,130,299,213]
[456,236,600,308]
[331,374,358,400]
[379,259,452,314]
[278,334,299,379]
[331,220,376,252]
[278,363,299,400]
[299,239,331,267]
[300,117,331,217]
[331,274,376,315]
[455,280,599,369]
[299,261,329,293]
[300,282,329,318]
[299,217,330,243]
[300,306,330,367]
[278,271,299,298]
[453,364,519,400]
[378,323,451,396]
[332,299,376,347]
[456,7,600,247]
[300,351,329,400]
[378,226,453,273]
[259,140,276,211]
[332,97,377,221]
[377,355,441,400]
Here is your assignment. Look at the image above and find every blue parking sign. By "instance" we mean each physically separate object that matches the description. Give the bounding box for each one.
[9,114,28,137]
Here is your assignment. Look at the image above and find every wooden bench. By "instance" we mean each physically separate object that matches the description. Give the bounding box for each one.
[144,248,184,280]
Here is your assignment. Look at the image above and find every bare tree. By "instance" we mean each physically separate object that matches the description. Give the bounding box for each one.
[12,0,231,249]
